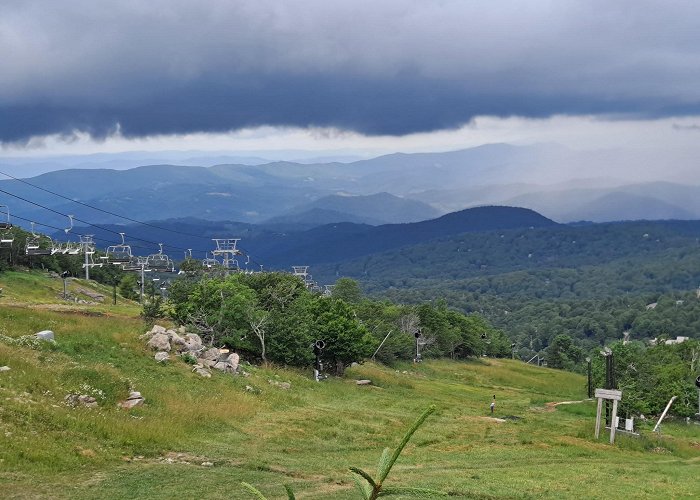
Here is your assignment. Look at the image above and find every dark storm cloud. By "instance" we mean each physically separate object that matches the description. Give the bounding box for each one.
[3,1,700,142]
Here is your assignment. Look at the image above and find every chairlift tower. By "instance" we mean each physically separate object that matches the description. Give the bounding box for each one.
[80,235,102,280]
[212,238,241,272]
[292,266,309,279]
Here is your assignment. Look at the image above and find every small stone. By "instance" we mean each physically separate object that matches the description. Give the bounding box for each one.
[35,330,55,341]
[128,391,142,399]
[192,365,211,378]
[201,461,213,467]
[213,361,234,372]
[120,397,144,409]
[177,326,186,334]
[356,379,372,385]
[0,366,10,372]
[245,385,255,392]
[154,352,170,363]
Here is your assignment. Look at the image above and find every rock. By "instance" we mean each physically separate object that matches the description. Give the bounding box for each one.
[201,461,213,467]
[35,330,55,341]
[225,353,240,372]
[245,385,255,392]
[120,391,145,409]
[213,361,235,373]
[65,394,98,408]
[192,365,212,378]
[78,395,98,408]
[154,352,170,363]
[150,325,167,335]
[183,334,202,352]
[169,332,186,347]
[177,326,186,334]
[201,347,220,361]
[147,333,171,352]
[0,366,10,372]
[356,379,372,385]
[198,359,217,368]
[268,379,291,389]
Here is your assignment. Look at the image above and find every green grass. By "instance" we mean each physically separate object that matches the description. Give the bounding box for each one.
[0,271,698,499]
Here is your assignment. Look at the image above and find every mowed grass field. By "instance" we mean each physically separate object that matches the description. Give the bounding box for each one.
[0,271,699,499]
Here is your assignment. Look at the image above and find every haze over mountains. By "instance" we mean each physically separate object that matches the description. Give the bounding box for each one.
[3,143,700,235]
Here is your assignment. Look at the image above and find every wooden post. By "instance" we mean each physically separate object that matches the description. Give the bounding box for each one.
[595,397,603,439]
[594,388,623,444]
[610,399,619,444]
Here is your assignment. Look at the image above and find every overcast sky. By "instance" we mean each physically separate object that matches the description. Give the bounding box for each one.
[3,1,700,160]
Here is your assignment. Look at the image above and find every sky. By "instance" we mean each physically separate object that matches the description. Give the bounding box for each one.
[3,1,700,164]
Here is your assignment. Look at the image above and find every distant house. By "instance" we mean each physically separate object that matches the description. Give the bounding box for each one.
[650,336,689,346]
[645,302,657,310]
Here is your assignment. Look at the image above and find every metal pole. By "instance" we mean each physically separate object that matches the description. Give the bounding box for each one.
[587,357,592,398]
[371,330,393,361]
[140,264,145,303]
[653,396,678,432]
[84,246,89,280]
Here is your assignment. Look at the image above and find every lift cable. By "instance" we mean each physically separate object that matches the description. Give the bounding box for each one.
[0,184,263,267]
[0,169,219,242]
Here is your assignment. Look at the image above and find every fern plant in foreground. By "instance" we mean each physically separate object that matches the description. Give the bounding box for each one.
[241,404,445,498]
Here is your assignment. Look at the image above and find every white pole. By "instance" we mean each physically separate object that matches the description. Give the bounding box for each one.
[653,396,678,432]
[371,330,393,361]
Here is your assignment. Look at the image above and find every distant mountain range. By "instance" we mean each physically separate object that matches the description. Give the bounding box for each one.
[63,206,556,270]
[4,143,700,231]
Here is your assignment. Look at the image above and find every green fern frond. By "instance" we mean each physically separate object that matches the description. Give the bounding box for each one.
[378,405,437,483]
[241,482,269,500]
[377,447,392,480]
[350,470,372,500]
[283,484,296,500]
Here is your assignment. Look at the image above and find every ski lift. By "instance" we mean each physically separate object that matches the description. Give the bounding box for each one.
[146,243,175,272]
[61,215,81,255]
[202,252,219,269]
[25,222,51,256]
[105,233,132,263]
[0,205,13,248]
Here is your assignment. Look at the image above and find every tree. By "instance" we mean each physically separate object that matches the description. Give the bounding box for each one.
[332,277,363,303]
[546,334,583,370]
[310,297,375,374]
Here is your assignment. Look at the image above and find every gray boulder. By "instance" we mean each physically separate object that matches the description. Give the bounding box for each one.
[149,325,167,335]
[0,366,10,372]
[192,365,211,378]
[184,334,202,352]
[147,333,171,352]
[154,352,170,363]
[201,348,220,361]
[169,331,186,347]
[35,330,55,341]
[225,353,240,372]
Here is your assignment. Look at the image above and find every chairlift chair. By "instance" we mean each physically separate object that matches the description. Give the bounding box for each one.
[146,243,175,273]
[202,253,219,269]
[25,222,52,256]
[105,232,133,264]
[0,205,13,247]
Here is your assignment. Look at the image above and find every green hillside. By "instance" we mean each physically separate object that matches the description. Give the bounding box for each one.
[0,271,698,498]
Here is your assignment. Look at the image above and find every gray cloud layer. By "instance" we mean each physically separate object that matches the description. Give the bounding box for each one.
[2,1,700,142]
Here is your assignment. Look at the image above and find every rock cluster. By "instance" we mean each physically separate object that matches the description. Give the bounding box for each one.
[65,394,98,408]
[143,325,242,378]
